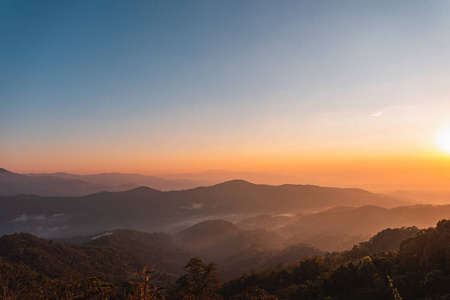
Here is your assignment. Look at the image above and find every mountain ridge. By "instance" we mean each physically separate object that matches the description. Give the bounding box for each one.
[0,180,414,238]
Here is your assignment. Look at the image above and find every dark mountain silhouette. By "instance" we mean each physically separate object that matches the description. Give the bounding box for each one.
[0,168,13,174]
[0,180,410,238]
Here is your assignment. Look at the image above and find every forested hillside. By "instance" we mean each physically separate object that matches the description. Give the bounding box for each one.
[1,220,444,299]
[223,219,450,300]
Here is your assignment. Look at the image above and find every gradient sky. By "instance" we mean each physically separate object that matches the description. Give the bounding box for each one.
[2,1,450,190]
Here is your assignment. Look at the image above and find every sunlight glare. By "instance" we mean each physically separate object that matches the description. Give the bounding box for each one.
[436,127,450,154]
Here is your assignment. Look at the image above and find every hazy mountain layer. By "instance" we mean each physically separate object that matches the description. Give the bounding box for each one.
[0,180,408,237]
[1,168,307,196]
[0,168,129,197]
[27,171,210,193]
[278,205,450,251]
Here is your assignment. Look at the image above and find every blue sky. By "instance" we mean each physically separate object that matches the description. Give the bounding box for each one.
[2,0,450,176]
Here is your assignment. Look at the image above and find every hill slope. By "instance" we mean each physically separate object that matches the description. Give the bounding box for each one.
[0,230,189,282]
[222,219,450,300]
[0,180,410,237]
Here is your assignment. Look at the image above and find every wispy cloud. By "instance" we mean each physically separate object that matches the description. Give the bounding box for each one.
[9,214,46,222]
[370,112,383,117]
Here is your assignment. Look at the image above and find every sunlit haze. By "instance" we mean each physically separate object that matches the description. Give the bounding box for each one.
[2,0,450,191]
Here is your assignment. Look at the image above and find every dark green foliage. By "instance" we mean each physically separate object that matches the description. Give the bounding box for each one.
[1,221,449,299]
[234,286,278,299]
[222,219,450,300]
[345,226,419,260]
[171,257,220,299]
[0,231,188,283]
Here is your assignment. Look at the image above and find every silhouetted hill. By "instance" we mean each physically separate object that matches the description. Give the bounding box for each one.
[0,233,103,280]
[0,168,13,174]
[0,230,189,282]
[84,229,189,277]
[174,220,240,251]
[344,225,419,259]
[0,180,410,237]
[179,181,407,213]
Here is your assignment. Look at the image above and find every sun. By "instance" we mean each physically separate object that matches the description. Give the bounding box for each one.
[436,127,450,154]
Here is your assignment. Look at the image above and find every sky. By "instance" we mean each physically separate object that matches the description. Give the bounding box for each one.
[2,0,450,191]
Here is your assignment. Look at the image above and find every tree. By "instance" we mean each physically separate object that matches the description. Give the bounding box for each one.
[0,262,28,300]
[130,266,165,300]
[172,257,220,299]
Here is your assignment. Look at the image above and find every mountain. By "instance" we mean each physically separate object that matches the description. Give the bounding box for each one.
[162,170,300,185]
[344,225,419,259]
[0,168,133,196]
[281,205,450,236]
[0,180,409,238]
[0,229,189,283]
[0,221,324,282]
[1,221,448,299]
[174,220,240,252]
[28,171,210,192]
[236,214,295,231]
[173,219,307,280]
[0,168,214,197]
[222,219,450,300]
[84,229,190,278]
[279,205,450,251]
[10,169,304,196]
[390,189,450,205]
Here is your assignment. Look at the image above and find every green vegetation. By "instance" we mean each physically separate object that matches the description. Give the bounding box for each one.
[171,257,220,299]
[222,220,450,300]
[0,220,449,299]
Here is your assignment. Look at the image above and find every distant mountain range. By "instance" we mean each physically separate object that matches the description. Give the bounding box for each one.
[0,168,130,197]
[390,189,450,205]
[0,168,301,196]
[0,178,413,238]
[0,168,209,196]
